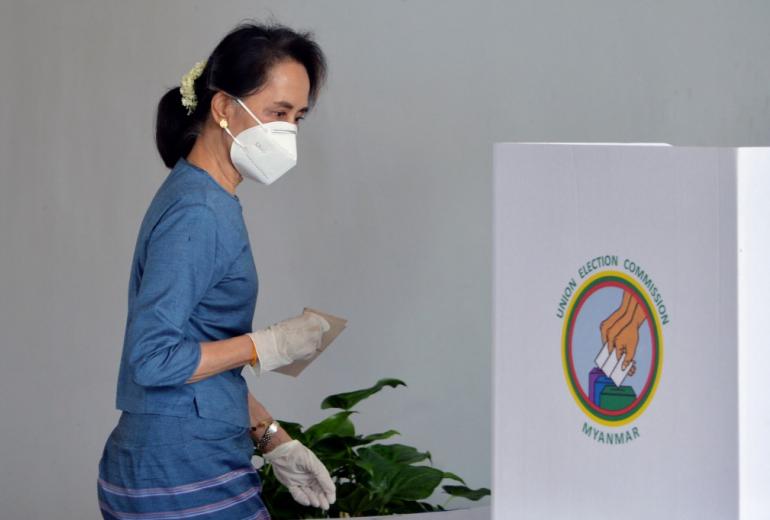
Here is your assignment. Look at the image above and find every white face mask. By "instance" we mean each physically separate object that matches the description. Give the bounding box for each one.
[222,98,298,185]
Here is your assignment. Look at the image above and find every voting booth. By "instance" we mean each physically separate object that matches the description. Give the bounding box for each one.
[493,144,770,520]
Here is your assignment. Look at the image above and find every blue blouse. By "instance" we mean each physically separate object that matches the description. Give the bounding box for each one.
[115,158,258,427]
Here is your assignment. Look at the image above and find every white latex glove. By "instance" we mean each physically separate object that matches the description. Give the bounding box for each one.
[263,439,336,510]
[247,311,330,375]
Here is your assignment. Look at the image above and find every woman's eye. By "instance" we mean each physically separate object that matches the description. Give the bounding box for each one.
[273,111,287,118]
[295,116,305,124]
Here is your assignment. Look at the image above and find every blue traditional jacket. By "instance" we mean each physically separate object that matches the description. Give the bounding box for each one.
[115,157,258,427]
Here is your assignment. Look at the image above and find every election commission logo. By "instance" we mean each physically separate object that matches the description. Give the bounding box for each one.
[559,258,667,438]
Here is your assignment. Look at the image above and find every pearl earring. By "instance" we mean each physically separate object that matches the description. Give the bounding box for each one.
[219,119,228,129]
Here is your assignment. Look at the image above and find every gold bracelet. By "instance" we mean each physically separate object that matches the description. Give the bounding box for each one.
[247,335,258,367]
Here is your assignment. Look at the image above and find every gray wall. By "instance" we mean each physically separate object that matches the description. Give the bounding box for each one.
[0,1,768,518]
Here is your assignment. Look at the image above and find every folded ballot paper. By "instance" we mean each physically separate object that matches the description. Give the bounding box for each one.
[594,343,633,387]
[248,308,347,378]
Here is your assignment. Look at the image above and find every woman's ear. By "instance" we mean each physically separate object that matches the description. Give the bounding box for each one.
[210,91,232,127]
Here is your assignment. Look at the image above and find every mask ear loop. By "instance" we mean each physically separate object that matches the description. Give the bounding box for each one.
[235,98,270,130]
[219,119,245,147]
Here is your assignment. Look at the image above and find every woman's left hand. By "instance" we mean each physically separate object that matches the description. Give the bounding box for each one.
[263,440,336,510]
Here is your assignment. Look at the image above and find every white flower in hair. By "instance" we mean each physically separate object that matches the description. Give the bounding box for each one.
[180,60,206,115]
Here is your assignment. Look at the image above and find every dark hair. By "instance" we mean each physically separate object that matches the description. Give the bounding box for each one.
[155,21,327,168]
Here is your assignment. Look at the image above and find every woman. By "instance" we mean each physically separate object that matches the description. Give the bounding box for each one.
[97,22,335,519]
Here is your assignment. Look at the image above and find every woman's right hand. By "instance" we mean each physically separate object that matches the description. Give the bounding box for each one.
[247,311,330,374]
[271,311,330,361]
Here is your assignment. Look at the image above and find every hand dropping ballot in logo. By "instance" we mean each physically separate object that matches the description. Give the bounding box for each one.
[559,257,668,443]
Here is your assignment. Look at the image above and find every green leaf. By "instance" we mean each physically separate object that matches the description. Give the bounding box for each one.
[442,471,466,484]
[303,411,356,446]
[390,465,445,501]
[371,465,443,502]
[361,430,400,443]
[366,443,432,465]
[321,378,406,410]
[442,485,491,501]
[355,446,444,502]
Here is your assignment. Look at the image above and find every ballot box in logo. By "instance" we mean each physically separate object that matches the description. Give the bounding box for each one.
[599,385,636,411]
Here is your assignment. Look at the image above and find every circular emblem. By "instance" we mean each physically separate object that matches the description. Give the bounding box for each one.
[562,270,663,426]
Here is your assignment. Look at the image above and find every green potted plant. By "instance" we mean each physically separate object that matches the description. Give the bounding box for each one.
[257,379,490,519]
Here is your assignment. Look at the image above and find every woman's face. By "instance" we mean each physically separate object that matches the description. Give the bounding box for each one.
[228,59,311,133]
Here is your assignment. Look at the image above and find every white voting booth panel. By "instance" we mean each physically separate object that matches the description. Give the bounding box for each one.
[737,149,770,520]
[493,144,769,520]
